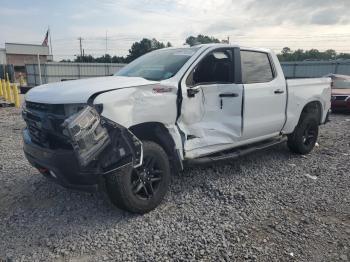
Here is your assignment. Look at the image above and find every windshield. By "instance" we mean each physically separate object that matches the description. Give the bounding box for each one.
[115,48,200,81]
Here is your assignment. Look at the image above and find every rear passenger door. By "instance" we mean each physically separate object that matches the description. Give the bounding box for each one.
[240,50,287,140]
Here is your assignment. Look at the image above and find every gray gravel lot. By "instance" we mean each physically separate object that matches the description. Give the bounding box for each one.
[0,107,349,262]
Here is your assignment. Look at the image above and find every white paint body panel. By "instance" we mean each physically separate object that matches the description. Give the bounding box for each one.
[283,77,332,133]
[23,44,331,162]
[241,50,287,140]
[94,84,178,128]
[25,76,158,104]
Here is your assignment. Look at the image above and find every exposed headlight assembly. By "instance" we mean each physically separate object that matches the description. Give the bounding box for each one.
[62,106,110,166]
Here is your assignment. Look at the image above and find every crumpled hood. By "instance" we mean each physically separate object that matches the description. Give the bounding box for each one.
[25,76,158,104]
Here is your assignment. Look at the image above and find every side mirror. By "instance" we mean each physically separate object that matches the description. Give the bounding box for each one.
[187,87,200,98]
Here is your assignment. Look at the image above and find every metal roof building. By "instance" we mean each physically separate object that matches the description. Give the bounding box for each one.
[4,43,52,67]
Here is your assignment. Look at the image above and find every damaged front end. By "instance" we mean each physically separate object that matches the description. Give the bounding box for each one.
[62,105,143,171]
[62,106,111,167]
[22,103,142,191]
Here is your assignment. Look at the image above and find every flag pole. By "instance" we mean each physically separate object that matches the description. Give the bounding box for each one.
[49,26,53,60]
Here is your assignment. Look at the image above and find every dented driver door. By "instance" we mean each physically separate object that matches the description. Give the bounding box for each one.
[178,47,243,159]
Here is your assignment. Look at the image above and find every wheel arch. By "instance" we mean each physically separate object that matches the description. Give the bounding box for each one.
[300,100,323,124]
[129,122,183,173]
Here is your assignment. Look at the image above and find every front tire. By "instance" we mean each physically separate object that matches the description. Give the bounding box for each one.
[105,141,170,214]
[287,113,319,154]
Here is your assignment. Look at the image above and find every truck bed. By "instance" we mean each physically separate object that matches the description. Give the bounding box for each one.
[283,77,332,133]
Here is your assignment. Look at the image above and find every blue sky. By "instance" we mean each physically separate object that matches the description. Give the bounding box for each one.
[1,0,350,60]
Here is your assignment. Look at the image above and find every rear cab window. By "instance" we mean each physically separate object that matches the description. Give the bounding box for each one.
[240,51,275,84]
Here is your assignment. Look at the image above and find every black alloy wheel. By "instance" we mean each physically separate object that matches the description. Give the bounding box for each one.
[131,155,163,200]
[287,113,319,155]
[105,141,171,214]
[302,123,318,147]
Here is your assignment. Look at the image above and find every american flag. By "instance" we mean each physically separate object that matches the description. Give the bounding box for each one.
[42,30,49,46]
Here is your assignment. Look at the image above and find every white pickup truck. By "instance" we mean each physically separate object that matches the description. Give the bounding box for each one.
[22,44,331,213]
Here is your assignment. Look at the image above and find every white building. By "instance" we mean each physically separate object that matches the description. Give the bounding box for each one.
[1,43,52,80]
[0,48,6,64]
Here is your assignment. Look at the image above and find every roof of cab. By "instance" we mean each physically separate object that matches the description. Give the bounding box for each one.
[157,43,273,55]
[181,43,272,53]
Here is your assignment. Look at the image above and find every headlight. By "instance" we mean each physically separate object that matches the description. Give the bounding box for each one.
[62,106,110,166]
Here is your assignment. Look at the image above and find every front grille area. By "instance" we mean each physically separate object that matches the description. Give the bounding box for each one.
[26,102,65,115]
[23,108,72,150]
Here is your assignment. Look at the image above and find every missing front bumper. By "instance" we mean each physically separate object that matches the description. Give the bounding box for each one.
[22,105,143,191]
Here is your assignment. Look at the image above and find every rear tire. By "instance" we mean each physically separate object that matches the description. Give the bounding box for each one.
[287,113,319,155]
[105,141,170,214]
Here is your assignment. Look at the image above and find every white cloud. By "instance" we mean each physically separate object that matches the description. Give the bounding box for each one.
[0,7,38,16]
[2,0,350,60]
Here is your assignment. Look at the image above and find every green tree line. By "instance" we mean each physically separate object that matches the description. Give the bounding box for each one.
[60,35,221,63]
[60,35,350,63]
[277,47,350,62]
[62,38,172,63]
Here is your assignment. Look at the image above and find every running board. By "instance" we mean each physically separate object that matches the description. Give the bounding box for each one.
[185,137,287,166]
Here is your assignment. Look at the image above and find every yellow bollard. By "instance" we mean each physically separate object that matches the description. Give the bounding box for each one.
[2,79,7,100]
[19,74,25,87]
[12,84,21,108]
[0,78,3,97]
[6,79,13,103]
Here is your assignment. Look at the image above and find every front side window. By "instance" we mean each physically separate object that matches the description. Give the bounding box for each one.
[187,50,234,86]
[115,48,199,81]
[241,51,274,84]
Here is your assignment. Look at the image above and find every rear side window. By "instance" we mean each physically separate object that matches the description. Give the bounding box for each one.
[241,51,274,84]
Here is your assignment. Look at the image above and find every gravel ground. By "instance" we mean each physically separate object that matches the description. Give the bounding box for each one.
[0,107,349,262]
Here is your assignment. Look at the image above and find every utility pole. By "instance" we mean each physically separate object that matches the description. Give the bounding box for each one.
[78,37,83,57]
[105,30,108,57]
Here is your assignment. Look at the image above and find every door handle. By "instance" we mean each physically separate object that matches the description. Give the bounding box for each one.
[219,93,239,98]
[219,93,239,109]
[274,89,285,94]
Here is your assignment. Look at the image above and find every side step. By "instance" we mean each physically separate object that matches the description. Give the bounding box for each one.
[185,136,287,166]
